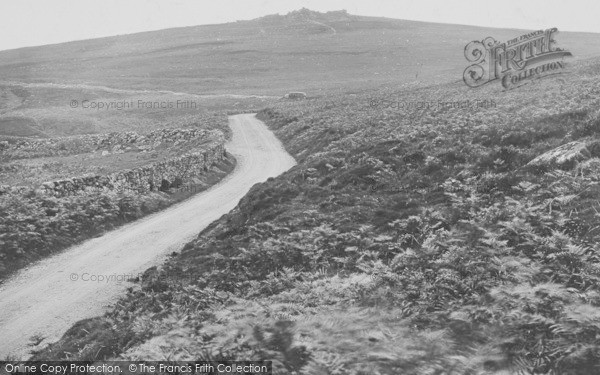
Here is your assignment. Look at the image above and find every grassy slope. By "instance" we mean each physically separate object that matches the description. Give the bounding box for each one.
[1,11,600,96]
[34,57,600,374]
[0,83,267,138]
[2,10,600,138]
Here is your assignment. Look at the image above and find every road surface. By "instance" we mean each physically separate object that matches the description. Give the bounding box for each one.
[0,114,296,359]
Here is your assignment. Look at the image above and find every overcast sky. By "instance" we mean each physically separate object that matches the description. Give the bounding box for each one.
[1,0,599,51]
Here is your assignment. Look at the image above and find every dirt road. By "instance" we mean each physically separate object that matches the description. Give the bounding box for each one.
[0,114,296,359]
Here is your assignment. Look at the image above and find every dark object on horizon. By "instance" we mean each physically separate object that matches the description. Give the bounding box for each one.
[284,92,307,100]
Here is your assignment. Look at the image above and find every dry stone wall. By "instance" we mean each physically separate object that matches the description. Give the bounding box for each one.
[1,128,219,160]
[37,141,227,197]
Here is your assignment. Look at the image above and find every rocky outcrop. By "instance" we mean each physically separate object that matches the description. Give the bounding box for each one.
[527,141,591,170]
[267,8,353,22]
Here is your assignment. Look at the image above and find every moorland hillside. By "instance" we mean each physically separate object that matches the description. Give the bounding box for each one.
[1,9,599,96]
[34,49,600,374]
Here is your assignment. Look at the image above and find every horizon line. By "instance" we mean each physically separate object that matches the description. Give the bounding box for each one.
[1,9,599,54]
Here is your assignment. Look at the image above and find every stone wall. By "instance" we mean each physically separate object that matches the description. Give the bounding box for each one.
[36,141,227,197]
[1,128,220,160]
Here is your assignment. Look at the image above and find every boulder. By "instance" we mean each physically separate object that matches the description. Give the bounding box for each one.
[527,141,591,170]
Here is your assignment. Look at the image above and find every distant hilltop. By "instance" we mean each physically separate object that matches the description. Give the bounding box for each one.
[253,8,355,23]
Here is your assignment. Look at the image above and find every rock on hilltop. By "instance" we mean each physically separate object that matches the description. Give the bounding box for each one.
[254,8,355,23]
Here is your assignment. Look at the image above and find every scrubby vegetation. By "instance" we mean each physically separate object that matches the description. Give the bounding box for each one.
[35,60,600,374]
[0,155,235,282]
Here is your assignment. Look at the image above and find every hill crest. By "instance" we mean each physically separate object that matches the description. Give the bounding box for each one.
[253,8,354,23]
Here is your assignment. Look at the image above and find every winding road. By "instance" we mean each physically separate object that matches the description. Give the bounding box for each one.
[0,114,296,359]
